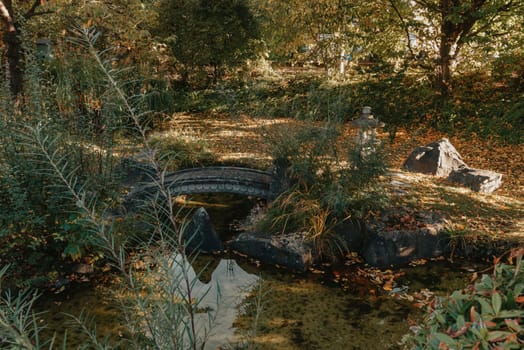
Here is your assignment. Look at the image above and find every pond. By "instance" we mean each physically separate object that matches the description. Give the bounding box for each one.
[34,194,486,349]
[35,256,483,349]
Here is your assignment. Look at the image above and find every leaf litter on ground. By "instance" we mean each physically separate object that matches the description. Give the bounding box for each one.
[160,112,523,306]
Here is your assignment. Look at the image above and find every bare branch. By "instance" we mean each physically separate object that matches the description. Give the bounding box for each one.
[23,0,41,18]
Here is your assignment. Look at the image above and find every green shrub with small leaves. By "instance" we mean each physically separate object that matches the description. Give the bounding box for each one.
[406,249,524,349]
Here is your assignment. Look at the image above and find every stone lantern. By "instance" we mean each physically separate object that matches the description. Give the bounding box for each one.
[351,106,384,157]
[36,38,54,61]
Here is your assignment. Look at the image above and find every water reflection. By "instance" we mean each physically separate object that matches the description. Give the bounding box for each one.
[34,256,481,349]
[171,255,259,349]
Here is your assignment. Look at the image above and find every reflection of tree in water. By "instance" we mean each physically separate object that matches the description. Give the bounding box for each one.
[171,255,259,349]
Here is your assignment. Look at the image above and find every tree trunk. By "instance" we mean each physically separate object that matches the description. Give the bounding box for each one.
[437,37,452,97]
[4,25,23,97]
[437,0,454,97]
[1,0,24,97]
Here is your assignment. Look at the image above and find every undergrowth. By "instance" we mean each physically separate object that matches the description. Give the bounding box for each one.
[1,26,262,350]
[404,248,524,349]
[148,135,217,171]
[257,121,388,259]
[170,69,523,144]
[0,32,121,281]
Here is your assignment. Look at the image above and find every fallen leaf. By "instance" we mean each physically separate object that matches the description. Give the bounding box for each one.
[447,324,470,338]
[383,280,393,291]
[514,296,524,304]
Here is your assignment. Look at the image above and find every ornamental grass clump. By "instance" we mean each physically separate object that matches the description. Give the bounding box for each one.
[259,121,388,259]
[406,248,524,350]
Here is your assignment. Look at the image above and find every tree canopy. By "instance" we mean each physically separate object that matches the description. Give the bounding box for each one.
[401,0,524,94]
[0,0,522,93]
[157,0,261,85]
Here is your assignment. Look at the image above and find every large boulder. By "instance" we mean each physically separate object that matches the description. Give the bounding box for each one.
[448,167,502,193]
[183,207,224,253]
[333,218,366,253]
[362,210,450,268]
[403,138,467,177]
[229,231,313,272]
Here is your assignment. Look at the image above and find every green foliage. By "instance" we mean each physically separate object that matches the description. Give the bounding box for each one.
[491,54,524,92]
[405,249,524,350]
[435,72,523,144]
[0,26,127,284]
[48,45,160,139]
[258,122,387,258]
[170,70,523,144]
[142,78,177,117]
[502,100,524,143]
[181,72,433,125]
[0,265,58,349]
[0,26,222,349]
[390,0,524,93]
[157,0,262,87]
[0,154,66,275]
[253,0,404,75]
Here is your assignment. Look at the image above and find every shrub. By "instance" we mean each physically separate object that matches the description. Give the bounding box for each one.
[492,54,523,92]
[0,26,224,349]
[405,248,524,349]
[0,42,122,283]
[157,0,262,87]
[258,121,388,258]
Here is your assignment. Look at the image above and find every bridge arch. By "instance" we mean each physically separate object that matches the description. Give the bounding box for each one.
[123,166,284,211]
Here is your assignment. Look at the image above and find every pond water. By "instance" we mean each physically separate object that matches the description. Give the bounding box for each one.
[34,194,486,349]
[35,257,482,349]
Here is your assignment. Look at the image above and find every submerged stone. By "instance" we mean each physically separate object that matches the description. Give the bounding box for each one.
[184,207,224,253]
[230,231,313,272]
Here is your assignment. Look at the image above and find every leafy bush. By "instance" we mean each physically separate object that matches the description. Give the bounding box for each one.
[157,0,262,87]
[258,121,387,258]
[0,28,129,285]
[406,248,524,349]
[492,54,523,92]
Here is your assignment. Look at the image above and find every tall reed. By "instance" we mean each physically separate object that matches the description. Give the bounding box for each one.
[1,26,218,349]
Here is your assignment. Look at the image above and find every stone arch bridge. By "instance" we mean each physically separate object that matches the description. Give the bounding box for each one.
[123,166,285,211]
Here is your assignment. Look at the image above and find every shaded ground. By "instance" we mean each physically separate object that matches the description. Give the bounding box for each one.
[159,112,523,245]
